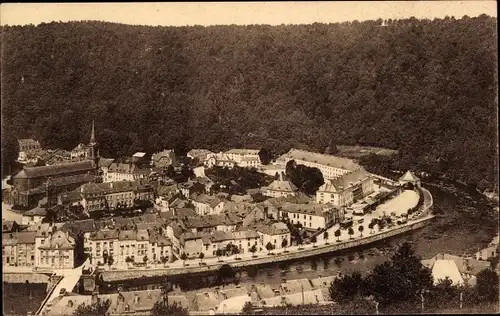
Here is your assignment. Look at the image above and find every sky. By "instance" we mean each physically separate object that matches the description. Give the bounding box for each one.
[0,1,497,27]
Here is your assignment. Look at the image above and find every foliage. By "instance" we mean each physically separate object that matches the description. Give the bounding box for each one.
[358,225,364,236]
[281,238,288,248]
[334,229,341,241]
[242,301,254,315]
[266,242,275,252]
[73,298,111,316]
[310,236,317,244]
[365,242,433,305]
[475,268,499,302]
[258,147,274,165]
[329,272,366,304]
[151,301,189,316]
[285,161,325,195]
[180,253,188,261]
[1,17,497,191]
[347,228,354,238]
[323,231,329,241]
[206,166,274,195]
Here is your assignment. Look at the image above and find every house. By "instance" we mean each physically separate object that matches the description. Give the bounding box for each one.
[187,149,214,163]
[22,205,47,225]
[36,229,76,269]
[277,148,361,180]
[2,231,37,267]
[71,143,93,159]
[422,254,492,286]
[105,161,150,182]
[255,222,291,251]
[475,236,499,261]
[399,170,421,188]
[224,149,261,167]
[17,138,41,162]
[191,194,225,216]
[431,260,465,285]
[151,149,177,168]
[264,174,298,198]
[280,202,344,230]
[205,153,236,169]
[316,168,375,207]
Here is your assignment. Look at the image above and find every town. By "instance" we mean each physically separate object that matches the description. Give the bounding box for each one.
[4,121,496,315]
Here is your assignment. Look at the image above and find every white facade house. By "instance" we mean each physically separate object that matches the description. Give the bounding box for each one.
[280,202,344,230]
[316,168,375,207]
[224,149,261,167]
[264,175,298,198]
[190,194,225,216]
[256,222,291,251]
[277,148,361,180]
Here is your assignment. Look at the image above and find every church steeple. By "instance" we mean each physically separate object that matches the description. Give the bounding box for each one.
[90,120,97,146]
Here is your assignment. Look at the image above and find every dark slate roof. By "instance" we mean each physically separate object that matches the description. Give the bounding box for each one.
[27,174,95,194]
[13,160,95,179]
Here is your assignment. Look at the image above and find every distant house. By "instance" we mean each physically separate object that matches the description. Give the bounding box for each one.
[255,222,291,251]
[22,206,47,225]
[316,168,375,207]
[264,174,298,198]
[151,149,177,168]
[71,143,92,159]
[190,194,225,216]
[36,229,77,269]
[280,202,344,230]
[224,149,261,167]
[2,231,37,267]
[205,153,236,169]
[18,138,41,161]
[399,170,421,188]
[422,253,492,286]
[187,149,214,163]
[2,220,20,233]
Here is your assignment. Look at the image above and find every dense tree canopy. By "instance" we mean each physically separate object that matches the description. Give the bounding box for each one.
[1,16,497,189]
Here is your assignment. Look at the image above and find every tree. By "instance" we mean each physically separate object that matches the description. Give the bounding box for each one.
[365,242,433,305]
[258,147,273,165]
[143,256,148,264]
[311,235,317,247]
[329,272,365,304]
[358,225,364,237]
[368,222,374,234]
[151,300,189,316]
[475,268,499,302]
[323,231,329,243]
[161,256,168,266]
[107,256,114,268]
[249,244,257,257]
[198,252,205,262]
[180,253,188,265]
[335,229,341,242]
[348,228,354,239]
[266,242,274,254]
[125,256,133,266]
[281,238,288,250]
[241,301,254,315]
[73,298,111,316]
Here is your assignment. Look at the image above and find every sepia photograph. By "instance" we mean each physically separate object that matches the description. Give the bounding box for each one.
[1,1,498,315]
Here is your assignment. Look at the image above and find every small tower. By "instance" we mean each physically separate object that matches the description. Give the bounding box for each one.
[89,120,99,169]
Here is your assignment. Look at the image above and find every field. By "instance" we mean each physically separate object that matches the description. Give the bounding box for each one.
[336,145,398,159]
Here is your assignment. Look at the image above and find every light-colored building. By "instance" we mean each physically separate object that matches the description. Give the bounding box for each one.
[151,149,176,168]
[316,168,375,207]
[255,222,291,251]
[18,138,41,162]
[37,229,76,269]
[277,148,361,180]
[191,194,225,216]
[105,161,150,182]
[225,149,261,166]
[22,205,47,226]
[205,153,236,169]
[2,231,37,267]
[187,149,214,163]
[280,202,344,230]
[264,175,298,198]
[71,143,92,159]
[399,170,421,188]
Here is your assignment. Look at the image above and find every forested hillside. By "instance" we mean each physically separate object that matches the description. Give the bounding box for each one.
[1,16,497,189]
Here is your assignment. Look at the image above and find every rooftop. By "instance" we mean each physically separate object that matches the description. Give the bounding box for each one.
[279,148,361,171]
[13,160,95,179]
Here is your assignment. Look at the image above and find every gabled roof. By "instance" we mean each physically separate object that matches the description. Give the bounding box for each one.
[100,158,115,168]
[431,260,464,285]
[39,230,75,250]
[279,148,361,171]
[225,149,260,155]
[318,168,370,193]
[255,221,290,236]
[267,178,298,193]
[192,194,223,208]
[400,170,420,182]
[13,160,95,179]
[24,206,47,217]
[90,228,119,240]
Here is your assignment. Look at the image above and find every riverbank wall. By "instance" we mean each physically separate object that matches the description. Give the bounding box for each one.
[2,272,51,284]
[101,214,434,282]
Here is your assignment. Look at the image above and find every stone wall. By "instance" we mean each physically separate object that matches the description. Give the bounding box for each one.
[3,273,51,284]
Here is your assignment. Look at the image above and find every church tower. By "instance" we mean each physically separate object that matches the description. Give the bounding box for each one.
[89,120,99,168]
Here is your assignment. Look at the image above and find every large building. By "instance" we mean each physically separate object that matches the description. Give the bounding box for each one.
[316,168,375,207]
[151,149,177,168]
[10,122,100,208]
[10,161,97,208]
[277,148,361,180]
[17,138,42,162]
